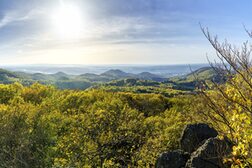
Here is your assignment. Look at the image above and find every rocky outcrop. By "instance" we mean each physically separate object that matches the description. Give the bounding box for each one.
[185,137,233,168]
[180,123,218,153]
[156,123,232,168]
[155,150,190,168]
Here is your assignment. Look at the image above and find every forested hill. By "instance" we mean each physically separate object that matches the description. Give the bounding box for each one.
[0,67,218,91]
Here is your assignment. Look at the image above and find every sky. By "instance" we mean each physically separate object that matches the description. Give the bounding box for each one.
[0,0,251,65]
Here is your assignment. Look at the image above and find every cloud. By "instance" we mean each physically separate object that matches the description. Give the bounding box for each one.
[0,8,43,29]
[0,0,223,65]
[0,14,14,28]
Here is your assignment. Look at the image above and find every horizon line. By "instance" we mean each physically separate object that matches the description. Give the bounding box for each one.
[0,63,210,67]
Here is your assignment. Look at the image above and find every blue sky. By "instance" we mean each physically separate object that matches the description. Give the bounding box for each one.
[0,0,251,65]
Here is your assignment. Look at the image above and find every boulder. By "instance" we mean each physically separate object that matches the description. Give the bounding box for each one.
[185,137,233,168]
[180,123,218,153]
[156,149,190,168]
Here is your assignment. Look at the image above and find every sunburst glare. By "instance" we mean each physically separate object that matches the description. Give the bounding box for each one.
[51,2,83,39]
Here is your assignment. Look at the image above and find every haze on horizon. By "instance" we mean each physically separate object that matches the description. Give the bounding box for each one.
[0,0,251,65]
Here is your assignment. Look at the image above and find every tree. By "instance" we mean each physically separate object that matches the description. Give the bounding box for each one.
[196,26,252,167]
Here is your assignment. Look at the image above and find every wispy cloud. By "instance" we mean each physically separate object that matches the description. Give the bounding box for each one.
[0,0,247,65]
[0,8,43,29]
[0,14,14,28]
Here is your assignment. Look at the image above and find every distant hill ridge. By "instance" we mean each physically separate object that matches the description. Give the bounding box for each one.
[101,69,133,77]
[0,66,219,90]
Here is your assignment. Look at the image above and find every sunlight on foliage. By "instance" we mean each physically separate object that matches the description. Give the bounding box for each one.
[0,83,190,167]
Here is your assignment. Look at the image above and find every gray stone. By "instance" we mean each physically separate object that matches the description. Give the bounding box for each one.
[185,137,233,168]
[156,149,190,168]
[180,123,218,153]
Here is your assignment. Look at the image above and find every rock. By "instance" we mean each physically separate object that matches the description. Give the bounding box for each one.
[185,137,233,168]
[156,149,190,168]
[180,123,218,153]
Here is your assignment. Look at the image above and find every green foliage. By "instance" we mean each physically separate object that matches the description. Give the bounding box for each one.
[55,80,92,90]
[0,67,217,91]
[0,97,55,167]
[97,79,189,97]
[0,83,190,167]
[0,68,19,83]
[169,67,223,90]
[0,83,23,104]
[195,73,252,167]
[22,83,55,104]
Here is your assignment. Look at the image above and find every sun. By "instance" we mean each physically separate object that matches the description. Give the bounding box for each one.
[51,2,83,39]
